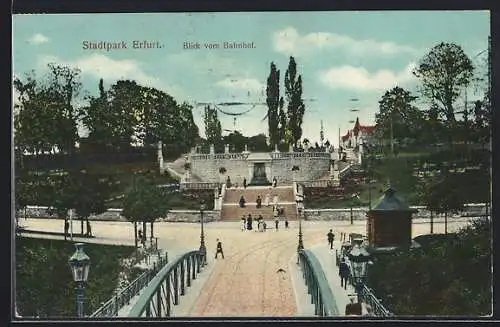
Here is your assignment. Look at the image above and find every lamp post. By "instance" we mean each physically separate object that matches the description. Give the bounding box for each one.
[296,193,304,264]
[350,193,360,225]
[199,200,207,265]
[348,243,371,304]
[69,243,90,318]
[367,151,375,210]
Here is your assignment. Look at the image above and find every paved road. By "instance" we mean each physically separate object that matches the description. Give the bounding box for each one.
[17,217,476,317]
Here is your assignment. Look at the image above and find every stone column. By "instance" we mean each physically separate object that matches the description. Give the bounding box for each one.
[265,163,271,181]
[210,144,215,154]
[244,144,249,153]
[248,164,253,181]
[224,144,229,154]
[274,144,279,152]
[157,141,165,174]
[289,144,293,153]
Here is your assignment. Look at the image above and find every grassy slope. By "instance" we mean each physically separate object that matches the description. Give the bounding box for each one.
[306,147,490,209]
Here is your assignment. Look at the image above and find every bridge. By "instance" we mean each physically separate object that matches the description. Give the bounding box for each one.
[20,207,476,318]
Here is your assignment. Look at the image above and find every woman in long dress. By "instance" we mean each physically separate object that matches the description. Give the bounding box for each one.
[265,193,270,207]
[241,217,246,231]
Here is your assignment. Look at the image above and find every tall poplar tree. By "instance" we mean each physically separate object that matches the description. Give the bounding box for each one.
[266,62,280,147]
[284,56,305,147]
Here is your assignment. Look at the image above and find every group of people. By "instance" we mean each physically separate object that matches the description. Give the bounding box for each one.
[325,229,355,291]
[240,214,289,232]
[239,193,279,209]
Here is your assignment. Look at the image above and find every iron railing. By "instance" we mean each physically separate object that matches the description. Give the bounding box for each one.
[90,252,169,318]
[127,250,204,317]
[359,284,394,317]
[334,249,393,317]
[298,249,339,316]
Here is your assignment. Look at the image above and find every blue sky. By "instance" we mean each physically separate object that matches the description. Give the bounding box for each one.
[13,11,490,147]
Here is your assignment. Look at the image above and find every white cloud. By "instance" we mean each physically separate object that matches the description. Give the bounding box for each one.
[29,33,49,44]
[273,27,417,57]
[215,78,264,92]
[37,54,186,99]
[319,62,417,92]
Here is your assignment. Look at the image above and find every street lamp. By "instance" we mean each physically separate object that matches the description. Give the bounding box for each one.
[199,200,207,265]
[69,243,90,318]
[348,243,371,304]
[350,193,360,225]
[296,193,304,264]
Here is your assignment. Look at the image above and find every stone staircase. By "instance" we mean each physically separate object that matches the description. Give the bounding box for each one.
[220,186,298,221]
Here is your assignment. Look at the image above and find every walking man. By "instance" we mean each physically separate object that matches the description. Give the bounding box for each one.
[243,178,247,189]
[275,218,279,230]
[215,238,224,259]
[64,220,69,240]
[339,258,350,290]
[327,229,335,249]
[86,220,92,237]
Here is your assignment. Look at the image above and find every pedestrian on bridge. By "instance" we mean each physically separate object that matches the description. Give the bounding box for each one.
[215,238,224,259]
[327,229,335,249]
[339,258,350,290]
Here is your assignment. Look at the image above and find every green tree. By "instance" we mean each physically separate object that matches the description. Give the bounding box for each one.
[284,56,306,147]
[375,87,421,154]
[413,43,474,146]
[46,173,78,234]
[14,64,82,156]
[419,172,465,234]
[277,97,287,145]
[122,178,169,248]
[70,170,114,235]
[203,105,222,147]
[79,78,115,152]
[266,62,281,147]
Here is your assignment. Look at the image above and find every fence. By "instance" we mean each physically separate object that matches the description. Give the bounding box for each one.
[359,284,393,317]
[335,247,393,317]
[127,250,205,317]
[90,251,169,318]
[298,249,339,316]
[180,182,220,190]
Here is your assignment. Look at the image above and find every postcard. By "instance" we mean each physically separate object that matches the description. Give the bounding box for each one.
[12,11,492,320]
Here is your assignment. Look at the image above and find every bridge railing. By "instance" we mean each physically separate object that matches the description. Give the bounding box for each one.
[298,249,339,316]
[127,250,205,317]
[359,284,394,317]
[90,252,169,318]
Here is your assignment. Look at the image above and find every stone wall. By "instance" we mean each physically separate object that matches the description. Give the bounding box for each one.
[189,152,331,184]
[304,204,488,221]
[17,207,221,223]
[190,153,249,185]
